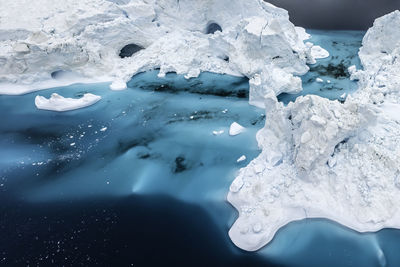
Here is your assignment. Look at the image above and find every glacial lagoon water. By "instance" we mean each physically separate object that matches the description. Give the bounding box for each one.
[1,31,400,266]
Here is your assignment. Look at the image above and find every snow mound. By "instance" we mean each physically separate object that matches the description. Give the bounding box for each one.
[35,93,101,112]
[228,10,400,251]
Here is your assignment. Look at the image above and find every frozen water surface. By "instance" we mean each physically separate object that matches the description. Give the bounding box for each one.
[1,31,400,266]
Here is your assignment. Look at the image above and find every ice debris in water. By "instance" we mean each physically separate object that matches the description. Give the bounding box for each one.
[236,155,247,163]
[35,93,101,112]
[213,130,225,136]
[229,122,246,136]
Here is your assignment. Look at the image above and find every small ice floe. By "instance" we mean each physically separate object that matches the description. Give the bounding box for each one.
[70,143,76,146]
[327,80,331,84]
[236,155,247,163]
[222,109,228,114]
[212,130,224,135]
[110,79,127,90]
[229,122,246,136]
[100,127,108,132]
[35,93,101,112]
[316,78,324,83]
[310,44,330,59]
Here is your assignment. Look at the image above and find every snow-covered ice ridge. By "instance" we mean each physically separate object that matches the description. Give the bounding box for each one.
[228,10,400,251]
[0,0,326,103]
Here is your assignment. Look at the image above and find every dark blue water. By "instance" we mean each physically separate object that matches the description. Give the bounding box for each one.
[1,31,400,267]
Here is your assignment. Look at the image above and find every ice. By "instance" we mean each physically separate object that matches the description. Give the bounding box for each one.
[228,11,400,251]
[35,93,101,112]
[236,155,247,163]
[0,0,324,108]
[229,122,246,136]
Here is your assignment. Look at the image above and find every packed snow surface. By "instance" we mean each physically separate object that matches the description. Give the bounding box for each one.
[228,10,400,251]
[35,93,101,111]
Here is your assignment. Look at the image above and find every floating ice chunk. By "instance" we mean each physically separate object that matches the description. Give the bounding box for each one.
[236,155,247,163]
[327,80,331,83]
[110,80,127,91]
[35,93,101,112]
[229,122,246,136]
[212,130,224,136]
[100,127,108,132]
[316,78,324,83]
[310,45,330,59]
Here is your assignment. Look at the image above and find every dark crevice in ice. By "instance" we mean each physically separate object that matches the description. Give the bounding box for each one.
[206,22,222,34]
[119,44,144,58]
[51,70,67,79]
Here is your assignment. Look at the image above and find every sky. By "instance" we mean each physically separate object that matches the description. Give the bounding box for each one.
[266,0,400,30]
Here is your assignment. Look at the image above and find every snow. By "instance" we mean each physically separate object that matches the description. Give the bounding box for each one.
[229,122,246,136]
[110,80,127,91]
[35,93,101,112]
[228,10,400,251]
[0,0,323,107]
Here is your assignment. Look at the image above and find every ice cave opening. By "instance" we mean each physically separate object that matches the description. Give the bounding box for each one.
[119,43,144,58]
[206,22,222,34]
[50,70,66,79]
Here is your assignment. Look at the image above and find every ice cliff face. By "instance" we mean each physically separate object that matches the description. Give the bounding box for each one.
[228,10,400,251]
[0,0,323,102]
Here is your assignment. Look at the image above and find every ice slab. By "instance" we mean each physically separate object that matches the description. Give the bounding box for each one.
[35,93,101,112]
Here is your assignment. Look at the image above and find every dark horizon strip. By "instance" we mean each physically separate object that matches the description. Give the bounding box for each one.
[266,0,400,30]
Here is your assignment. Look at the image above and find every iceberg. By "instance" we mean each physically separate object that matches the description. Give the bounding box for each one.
[228,10,400,251]
[0,0,323,107]
[35,93,101,112]
[3,0,400,255]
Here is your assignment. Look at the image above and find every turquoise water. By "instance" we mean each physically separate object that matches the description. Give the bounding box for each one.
[279,30,364,104]
[1,31,400,266]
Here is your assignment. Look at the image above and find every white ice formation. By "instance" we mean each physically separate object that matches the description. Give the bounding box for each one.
[35,93,101,111]
[237,155,247,163]
[229,122,246,136]
[0,0,327,104]
[228,10,400,251]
